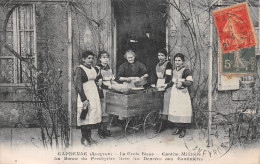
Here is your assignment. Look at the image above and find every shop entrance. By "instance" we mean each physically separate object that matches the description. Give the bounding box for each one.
[113,0,167,82]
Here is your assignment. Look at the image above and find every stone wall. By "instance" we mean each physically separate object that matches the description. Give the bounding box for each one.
[167,0,260,115]
[0,0,113,127]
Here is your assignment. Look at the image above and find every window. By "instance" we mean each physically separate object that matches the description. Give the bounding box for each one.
[0,5,36,86]
[240,75,255,88]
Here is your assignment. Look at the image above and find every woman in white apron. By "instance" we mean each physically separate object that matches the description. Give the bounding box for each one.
[95,51,113,138]
[152,49,172,132]
[166,53,193,138]
[75,50,102,146]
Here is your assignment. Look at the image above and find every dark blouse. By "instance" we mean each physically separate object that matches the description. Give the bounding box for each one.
[115,61,147,82]
[153,61,173,85]
[74,65,100,102]
[95,63,111,89]
[167,67,193,88]
[181,69,193,88]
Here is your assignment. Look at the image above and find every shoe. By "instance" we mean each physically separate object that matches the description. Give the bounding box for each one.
[179,129,186,138]
[90,137,98,143]
[98,129,106,139]
[104,130,111,137]
[87,130,98,144]
[81,137,91,147]
[171,128,180,135]
[87,135,97,144]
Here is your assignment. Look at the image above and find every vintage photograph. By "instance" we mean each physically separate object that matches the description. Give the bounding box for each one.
[0,0,259,164]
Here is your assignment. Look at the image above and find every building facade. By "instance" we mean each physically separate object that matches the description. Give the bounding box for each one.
[0,0,259,127]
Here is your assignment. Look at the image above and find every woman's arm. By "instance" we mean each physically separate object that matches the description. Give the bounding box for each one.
[74,67,88,102]
[141,74,148,79]
[165,62,173,83]
[119,77,131,82]
[182,80,193,87]
[94,66,103,86]
[182,69,193,87]
[115,64,124,81]
[165,81,174,89]
[139,62,148,78]
[150,69,158,86]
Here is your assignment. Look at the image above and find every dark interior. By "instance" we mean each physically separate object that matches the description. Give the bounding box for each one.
[113,0,167,82]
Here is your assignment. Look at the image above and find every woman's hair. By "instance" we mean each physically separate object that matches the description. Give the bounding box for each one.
[82,50,95,59]
[158,48,167,57]
[174,53,185,61]
[98,51,109,59]
[124,50,136,59]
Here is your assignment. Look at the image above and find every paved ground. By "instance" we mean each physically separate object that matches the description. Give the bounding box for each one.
[0,127,260,164]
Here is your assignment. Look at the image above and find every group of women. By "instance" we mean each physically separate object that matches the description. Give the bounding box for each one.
[74,49,193,147]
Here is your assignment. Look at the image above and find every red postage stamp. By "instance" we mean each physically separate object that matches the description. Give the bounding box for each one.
[213,2,257,53]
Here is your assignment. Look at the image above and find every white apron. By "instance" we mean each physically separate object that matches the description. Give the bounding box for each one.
[100,68,113,122]
[168,67,192,123]
[156,61,171,119]
[77,65,102,126]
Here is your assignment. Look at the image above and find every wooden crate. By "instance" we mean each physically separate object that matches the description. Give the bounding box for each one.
[106,91,164,117]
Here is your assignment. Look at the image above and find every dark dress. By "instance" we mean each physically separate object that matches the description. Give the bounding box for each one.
[154,60,173,120]
[74,65,102,128]
[115,60,147,82]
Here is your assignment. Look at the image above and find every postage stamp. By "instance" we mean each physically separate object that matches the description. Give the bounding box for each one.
[213,2,257,53]
[219,45,256,75]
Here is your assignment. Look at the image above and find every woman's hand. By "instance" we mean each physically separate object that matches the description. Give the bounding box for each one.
[141,74,148,78]
[119,77,132,83]
[126,77,132,82]
[176,82,182,89]
[165,81,173,90]
[158,84,167,91]
[97,79,102,87]
[83,100,89,109]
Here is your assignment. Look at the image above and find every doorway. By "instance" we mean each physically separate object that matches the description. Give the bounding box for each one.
[113,0,167,82]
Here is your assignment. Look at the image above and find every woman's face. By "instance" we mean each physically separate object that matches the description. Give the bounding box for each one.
[83,55,94,66]
[100,53,109,65]
[158,52,166,62]
[174,57,183,68]
[126,53,135,64]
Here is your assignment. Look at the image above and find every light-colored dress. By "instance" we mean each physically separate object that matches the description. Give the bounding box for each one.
[155,61,172,120]
[77,65,102,126]
[168,66,193,123]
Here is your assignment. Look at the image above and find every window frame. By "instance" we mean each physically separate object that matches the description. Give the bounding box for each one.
[0,4,36,87]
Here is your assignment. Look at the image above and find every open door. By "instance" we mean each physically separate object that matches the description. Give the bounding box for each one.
[113,0,167,83]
